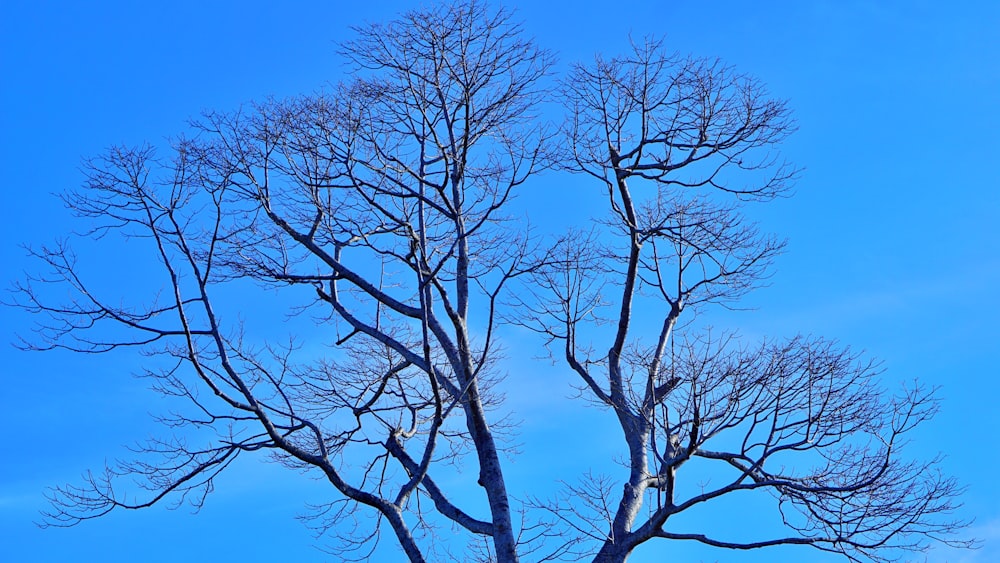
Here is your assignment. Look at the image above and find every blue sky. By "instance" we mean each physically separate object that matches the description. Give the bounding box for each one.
[1,1,998,561]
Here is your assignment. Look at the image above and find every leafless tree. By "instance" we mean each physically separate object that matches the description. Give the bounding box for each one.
[12,4,970,563]
[515,38,971,562]
[14,2,553,561]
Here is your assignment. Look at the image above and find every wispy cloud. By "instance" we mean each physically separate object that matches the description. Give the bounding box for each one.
[925,516,1000,563]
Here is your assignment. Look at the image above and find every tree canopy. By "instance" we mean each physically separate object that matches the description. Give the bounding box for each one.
[12,2,970,562]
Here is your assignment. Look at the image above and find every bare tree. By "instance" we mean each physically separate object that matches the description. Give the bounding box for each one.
[516,38,970,562]
[12,4,970,563]
[14,2,552,562]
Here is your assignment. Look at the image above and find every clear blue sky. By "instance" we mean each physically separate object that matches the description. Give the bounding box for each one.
[1,1,997,561]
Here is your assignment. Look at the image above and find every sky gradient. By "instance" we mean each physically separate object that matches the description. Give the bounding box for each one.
[2,1,998,561]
